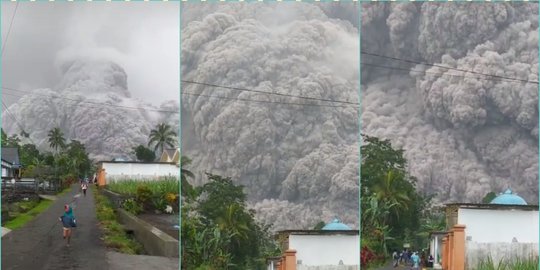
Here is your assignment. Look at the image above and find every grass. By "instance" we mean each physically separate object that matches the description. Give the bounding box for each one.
[107,178,179,196]
[4,199,54,230]
[475,255,539,270]
[93,186,144,254]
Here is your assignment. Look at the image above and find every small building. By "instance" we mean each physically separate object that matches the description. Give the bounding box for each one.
[269,218,359,270]
[1,147,22,181]
[96,160,179,186]
[438,189,539,270]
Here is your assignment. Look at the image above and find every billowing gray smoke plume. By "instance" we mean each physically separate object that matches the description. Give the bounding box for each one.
[181,3,359,230]
[362,2,538,204]
[2,55,179,161]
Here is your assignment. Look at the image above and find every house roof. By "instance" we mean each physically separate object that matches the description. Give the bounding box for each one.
[1,147,20,165]
[322,218,352,231]
[98,161,176,165]
[277,230,359,236]
[490,189,527,205]
[163,148,177,159]
[445,203,539,211]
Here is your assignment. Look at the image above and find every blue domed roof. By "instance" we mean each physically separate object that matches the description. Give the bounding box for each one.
[490,189,527,205]
[322,218,351,230]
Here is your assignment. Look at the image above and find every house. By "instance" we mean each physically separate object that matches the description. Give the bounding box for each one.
[96,160,179,186]
[438,189,539,270]
[1,147,22,181]
[159,148,179,165]
[269,218,359,270]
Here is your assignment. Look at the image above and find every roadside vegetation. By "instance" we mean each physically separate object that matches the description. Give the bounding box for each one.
[181,156,279,270]
[361,134,445,268]
[4,199,53,230]
[474,256,539,270]
[2,128,93,191]
[107,178,179,215]
[93,186,143,254]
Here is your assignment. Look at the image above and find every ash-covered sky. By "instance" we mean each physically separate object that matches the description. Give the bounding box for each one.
[1,2,179,106]
[362,2,538,204]
[1,2,180,161]
[181,2,360,231]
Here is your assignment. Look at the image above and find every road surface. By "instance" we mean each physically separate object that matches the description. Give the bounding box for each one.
[2,185,109,270]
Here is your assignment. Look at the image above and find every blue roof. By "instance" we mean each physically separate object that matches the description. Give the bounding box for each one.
[490,189,527,205]
[322,218,351,230]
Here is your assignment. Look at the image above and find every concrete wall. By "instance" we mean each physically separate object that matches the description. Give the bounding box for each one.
[288,234,359,266]
[116,208,178,258]
[101,163,179,183]
[465,242,538,268]
[430,235,443,267]
[458,208,538,243]
[458,208,539,268]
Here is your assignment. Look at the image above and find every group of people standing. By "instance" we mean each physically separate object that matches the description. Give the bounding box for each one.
[392,249,434,269]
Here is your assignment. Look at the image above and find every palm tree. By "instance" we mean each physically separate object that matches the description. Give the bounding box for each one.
[47,127,66,153]
[373,169,411,219]
[148,123,177,156]
[181,156,196,200]
[181,156,195,182]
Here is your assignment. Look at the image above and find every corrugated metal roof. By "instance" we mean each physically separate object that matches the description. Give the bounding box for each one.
[1,147,20,165]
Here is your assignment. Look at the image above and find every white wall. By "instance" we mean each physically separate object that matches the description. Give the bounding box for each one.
[288,234,359,266]
[466,242,538,268]
[458,208,538,243]
[102,163,179,183]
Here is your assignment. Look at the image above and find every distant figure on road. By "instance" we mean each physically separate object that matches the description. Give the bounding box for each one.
[410,252,420,270]
[59,204,76,247]
[82,183,88,197]
[392,251,399,267]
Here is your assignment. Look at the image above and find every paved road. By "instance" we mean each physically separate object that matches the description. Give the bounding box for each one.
[2,185,109,270]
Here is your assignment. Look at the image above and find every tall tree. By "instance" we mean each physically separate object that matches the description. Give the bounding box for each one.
[181,156,197,200]
[47,127,66,153]
[1,129,21,147]
[148,123,177,156]
[361,134,425,254]
[19,143,42,167]
[132,145,156,162]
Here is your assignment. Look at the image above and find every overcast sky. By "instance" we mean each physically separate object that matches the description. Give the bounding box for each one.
[1,2,179,106]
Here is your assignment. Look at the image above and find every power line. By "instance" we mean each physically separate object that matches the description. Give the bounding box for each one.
[182,80,359,105]
[2,87,180,114]
[1,100,24,132]
[181,92,358,109]
[1,99,38,146]
[361,50,539,85]
[2,1,19,57]
[362,62,540,85]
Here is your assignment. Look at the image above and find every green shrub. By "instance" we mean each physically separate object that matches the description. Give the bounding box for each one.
[107,179,179,196]
[93,187,143,255]
[151,196,168,212]
[122,198,143,215]
[135,185,152,205]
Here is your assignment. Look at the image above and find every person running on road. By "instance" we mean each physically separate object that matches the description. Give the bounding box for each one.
[82,182,88,197]
[59,204,76,247]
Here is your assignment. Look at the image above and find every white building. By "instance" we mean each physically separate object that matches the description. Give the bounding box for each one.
[433,189,539,269]
[269,219,359,270]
